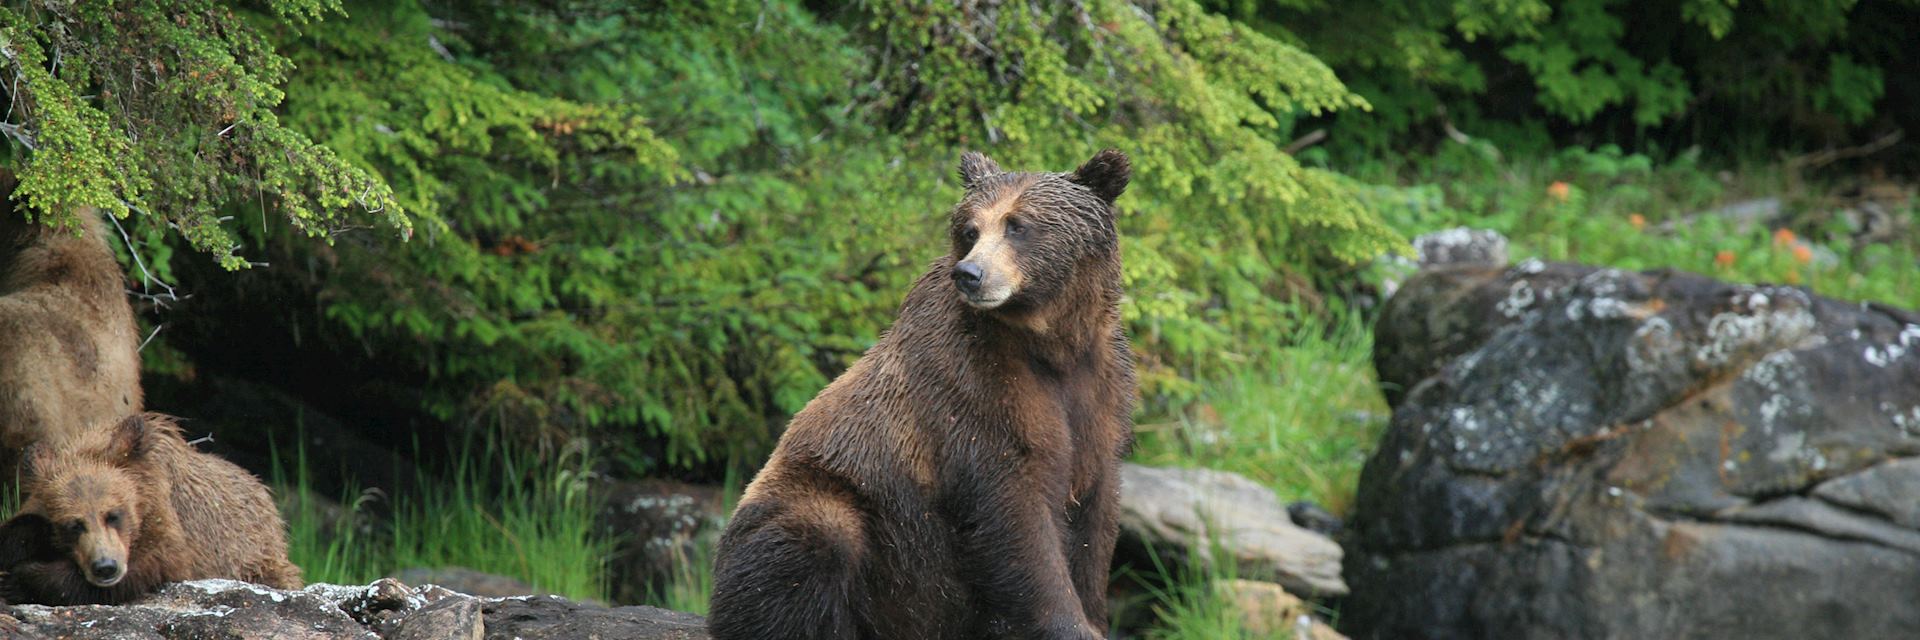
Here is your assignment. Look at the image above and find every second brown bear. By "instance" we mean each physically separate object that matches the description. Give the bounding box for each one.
[1,413,302,605]
[709,150,1137,640]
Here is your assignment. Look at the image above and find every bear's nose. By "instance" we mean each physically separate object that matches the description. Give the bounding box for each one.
[90,559,121,581]
[951,261,984,294]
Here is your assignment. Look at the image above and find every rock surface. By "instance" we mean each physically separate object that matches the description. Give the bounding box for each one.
[0,578,709,640]
[1412,227,1509,268]
[1118,463,1347,597]
[390,567,542,600]
[1213,579,1346,640]
[1347,261,1920,639]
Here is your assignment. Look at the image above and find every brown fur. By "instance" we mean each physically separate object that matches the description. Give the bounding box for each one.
[0,413,301,605]
[0,186,143,487]
[709,150,1136,640]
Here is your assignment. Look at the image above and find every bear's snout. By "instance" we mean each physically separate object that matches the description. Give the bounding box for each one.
[89,557,123,585]
[951,262,984,294]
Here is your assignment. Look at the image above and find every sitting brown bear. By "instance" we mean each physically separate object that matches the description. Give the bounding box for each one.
[708,150,1137,640]
[0,413,301,605]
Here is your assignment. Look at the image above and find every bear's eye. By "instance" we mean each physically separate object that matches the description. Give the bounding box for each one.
[1006,220,1027,236]
[104,511,123,527]
[66,519,85,534]
[961,227,979,243]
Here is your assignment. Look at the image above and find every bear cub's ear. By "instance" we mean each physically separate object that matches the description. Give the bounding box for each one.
[1070,148,1130,204]
[958,151,1002,189]
[19,443,54,480]
[105,414,152,462]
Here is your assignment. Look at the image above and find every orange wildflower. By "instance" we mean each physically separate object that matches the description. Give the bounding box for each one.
[1628,213,1646,231]
[1773,228,1796,246]
[1714,250,1736,268]
[1792,244,1814,264]
[1547,181,1571,201]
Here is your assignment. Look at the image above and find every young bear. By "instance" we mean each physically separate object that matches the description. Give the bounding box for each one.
[0,198,145,487]
[0,413,302,605]
[709,150,1136,640]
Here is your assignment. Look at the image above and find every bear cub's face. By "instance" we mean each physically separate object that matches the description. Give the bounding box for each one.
[948,149,1130,311]
[20,416,152,588]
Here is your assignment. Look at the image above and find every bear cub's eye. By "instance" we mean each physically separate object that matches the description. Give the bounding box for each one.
[1007,220,1027,236]
[66,519,86,534]
[104,510,123,527]
[961,227,979,243]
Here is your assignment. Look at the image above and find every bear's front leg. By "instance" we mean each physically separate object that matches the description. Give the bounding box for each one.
[6,554,169,605]
[947,461,1103,640]
[7,559,114,605]
[1066,465,1120,631]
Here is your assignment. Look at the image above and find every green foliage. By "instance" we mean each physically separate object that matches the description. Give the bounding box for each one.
[187,0,1405,472]
[1357,143,1920,307]
[0,1,406,269]
[1211,0,1913,152]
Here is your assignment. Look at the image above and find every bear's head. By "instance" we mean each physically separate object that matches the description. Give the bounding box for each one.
[19,414,156,588]
[947,149,1130,317]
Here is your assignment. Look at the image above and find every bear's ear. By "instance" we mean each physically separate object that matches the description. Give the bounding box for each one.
[105,414,151,463]
[958,151,1003,189]
[1070,148,1130,204]
[19,443,54,480]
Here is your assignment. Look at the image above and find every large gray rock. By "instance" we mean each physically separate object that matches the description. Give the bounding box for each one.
[1118,463,1346,597]
[1347,261,1920,639]
[0,578,709,640]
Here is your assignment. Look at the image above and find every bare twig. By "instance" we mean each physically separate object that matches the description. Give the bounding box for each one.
[1783,129,1904,173]
[426,34,455,63]
[1282,129,1327,156]
[106,207,179,301]
[136,322,163,352]
[0,121,36,150]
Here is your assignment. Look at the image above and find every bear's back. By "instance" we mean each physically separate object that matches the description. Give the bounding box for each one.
[144,416,302,589]
[0,209,143,470]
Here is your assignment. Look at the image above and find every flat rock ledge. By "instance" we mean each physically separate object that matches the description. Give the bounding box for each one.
[0,578,709,640]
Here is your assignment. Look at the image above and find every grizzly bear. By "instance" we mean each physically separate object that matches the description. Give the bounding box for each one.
[0,188,144,487]
[708,150,1136,640]
[0,413,301,605]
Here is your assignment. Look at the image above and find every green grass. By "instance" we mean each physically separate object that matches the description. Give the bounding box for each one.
[1129,548,1258,640]
[1355,144,1920,307]
[276,436,612,602]
[1130,307,1387,515]
[641,514,721,615]
[2,474,17,516]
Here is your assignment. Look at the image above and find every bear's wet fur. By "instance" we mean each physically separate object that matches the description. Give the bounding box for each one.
[709,150,1136,640]
[0,413,301,605]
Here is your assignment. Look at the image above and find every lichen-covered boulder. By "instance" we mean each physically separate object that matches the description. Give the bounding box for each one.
[1346,260,1920,639]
